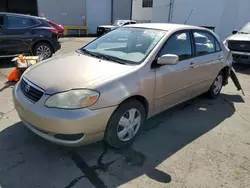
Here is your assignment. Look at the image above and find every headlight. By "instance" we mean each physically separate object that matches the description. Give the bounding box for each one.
[45,89,100,109]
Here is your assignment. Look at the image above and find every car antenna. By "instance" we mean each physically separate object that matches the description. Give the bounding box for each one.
[184,9,194,24]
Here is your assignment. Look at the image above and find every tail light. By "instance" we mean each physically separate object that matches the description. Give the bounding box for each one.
[50,28,58,34]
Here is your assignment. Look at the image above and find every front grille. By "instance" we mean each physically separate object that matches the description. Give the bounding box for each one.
[232,54,250,62]
[20,78,44,102]
[228,41,250,52]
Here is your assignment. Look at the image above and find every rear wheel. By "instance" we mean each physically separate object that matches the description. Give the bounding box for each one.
[104,100,146,148]
[33,42,53,60]
[208,72,224,99]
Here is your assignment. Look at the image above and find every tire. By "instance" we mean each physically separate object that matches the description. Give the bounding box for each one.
[104,100,146,148]
[33,42,53,60]
[207,72,224,99]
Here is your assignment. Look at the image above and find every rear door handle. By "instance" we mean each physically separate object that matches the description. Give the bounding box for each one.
[189,62,196,68]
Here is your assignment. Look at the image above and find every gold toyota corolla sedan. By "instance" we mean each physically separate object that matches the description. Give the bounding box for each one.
[13,23,236,148]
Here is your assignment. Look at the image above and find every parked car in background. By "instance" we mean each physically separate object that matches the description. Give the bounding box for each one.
[97,19,136,36]
[0,12,61,60]
[13,23,241,148]
[224,22,250,64]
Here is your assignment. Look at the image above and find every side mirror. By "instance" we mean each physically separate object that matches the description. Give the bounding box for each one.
[232,30,237,35]
[157,54,179,65]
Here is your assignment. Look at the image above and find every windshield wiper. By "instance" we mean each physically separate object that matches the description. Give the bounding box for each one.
[77,49,105,59]
[98,54,133,65]
[77,49,132,65]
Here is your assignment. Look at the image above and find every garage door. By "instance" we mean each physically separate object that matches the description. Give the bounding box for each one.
[86,0,111,34]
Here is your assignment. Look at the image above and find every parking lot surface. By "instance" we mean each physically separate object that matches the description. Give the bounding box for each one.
[0,38,250,188]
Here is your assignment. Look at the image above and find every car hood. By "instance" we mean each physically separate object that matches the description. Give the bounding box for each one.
[23,52,134,95]
[98,25,116,29]
[227,33,250,41]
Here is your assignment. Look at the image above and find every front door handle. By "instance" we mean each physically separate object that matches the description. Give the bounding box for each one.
[189,62,196,68]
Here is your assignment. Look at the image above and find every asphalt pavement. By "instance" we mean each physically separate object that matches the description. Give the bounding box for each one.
[0,38,249,188]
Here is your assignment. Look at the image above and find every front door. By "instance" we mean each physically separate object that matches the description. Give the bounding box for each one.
[154,30,198,114]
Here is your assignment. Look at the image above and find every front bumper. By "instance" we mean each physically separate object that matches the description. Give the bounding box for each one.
[231,51,250,64]
[13,82,117,146]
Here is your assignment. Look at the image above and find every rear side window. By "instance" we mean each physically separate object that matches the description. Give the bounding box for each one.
[193,31,219,56]
[6,16,38,29]
[0,16,4,28]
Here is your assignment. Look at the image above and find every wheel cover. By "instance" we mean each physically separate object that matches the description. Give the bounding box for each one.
[213,75,223,94]
[36,45,51,60]
[117,108,141,142]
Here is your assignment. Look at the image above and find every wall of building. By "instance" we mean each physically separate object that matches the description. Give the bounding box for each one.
[37,0,86,26]
[37,0,133,34]
[86,0,112,34]
[132,0,250,39]
[113,0,132,22]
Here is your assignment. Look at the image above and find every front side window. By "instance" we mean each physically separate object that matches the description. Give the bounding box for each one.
[142,0,153,8]
[193,31,216,56]
[159,31,192,61]
[6,16,37,29]
[81,27,166,64]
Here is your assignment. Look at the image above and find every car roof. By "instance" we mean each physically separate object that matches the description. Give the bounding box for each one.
[0,12,45,20]
[124,23,207,31]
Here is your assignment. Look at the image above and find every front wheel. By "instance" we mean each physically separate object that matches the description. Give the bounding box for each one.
[33,42,53,60]
[104,100,146,148]
[208,73,224,99]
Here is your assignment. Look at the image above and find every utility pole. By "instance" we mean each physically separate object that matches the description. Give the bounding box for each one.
[168,0,174,23]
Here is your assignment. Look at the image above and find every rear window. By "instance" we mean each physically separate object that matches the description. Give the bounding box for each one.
[6,16,38,29]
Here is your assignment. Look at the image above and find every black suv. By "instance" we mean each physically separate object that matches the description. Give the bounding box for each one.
[0,12,61,60]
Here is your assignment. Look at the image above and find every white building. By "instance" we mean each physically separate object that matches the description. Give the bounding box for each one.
[132,0,250,39]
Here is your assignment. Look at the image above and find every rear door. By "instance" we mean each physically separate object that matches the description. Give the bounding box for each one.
[190,30,224,97]
[3,15,40,54]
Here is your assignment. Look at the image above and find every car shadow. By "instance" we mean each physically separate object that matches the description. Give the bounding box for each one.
[0,93,244,188]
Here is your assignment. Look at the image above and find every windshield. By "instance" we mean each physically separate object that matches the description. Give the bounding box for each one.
[81,27,166,64]
[239,23,250,34]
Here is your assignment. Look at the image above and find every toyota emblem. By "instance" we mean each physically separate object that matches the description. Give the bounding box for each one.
[25,85,30,92]
[240,44,246,48]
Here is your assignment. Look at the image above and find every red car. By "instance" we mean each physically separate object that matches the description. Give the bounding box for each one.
[47,20,65,37]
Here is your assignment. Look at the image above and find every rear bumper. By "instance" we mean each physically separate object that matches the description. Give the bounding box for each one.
[53,42,61,52]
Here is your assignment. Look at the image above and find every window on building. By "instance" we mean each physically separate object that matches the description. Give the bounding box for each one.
[159,31,192,61]
[142,0,153,8]
[6,16,37,29]
[0,16,4,28]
